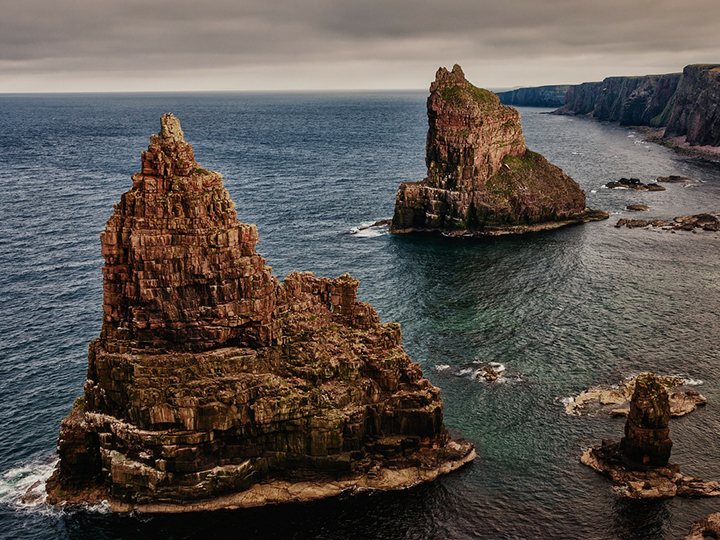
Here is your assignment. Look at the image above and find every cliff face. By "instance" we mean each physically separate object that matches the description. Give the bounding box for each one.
[391,65,592,234]
[47,114,474,511]
[556,64,720,148]
[496,85,570,108]
[665,64,720,146]
[557,74,681,126]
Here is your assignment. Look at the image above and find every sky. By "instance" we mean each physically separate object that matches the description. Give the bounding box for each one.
[2,0,720,93]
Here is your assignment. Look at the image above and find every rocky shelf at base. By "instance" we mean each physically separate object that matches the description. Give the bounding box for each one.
[46,114,474,512]
[390,65,607,237]
[616,214,720,231]
[391,209,608,238]
[565,374,706,418]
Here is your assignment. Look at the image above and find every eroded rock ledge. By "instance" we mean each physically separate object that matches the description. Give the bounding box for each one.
[564,374,706,418]
[390,64,607,237]
[46,114,474,512]
[616,214,720,232]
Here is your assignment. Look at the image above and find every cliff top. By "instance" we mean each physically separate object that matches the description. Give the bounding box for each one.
[430,64,499,109]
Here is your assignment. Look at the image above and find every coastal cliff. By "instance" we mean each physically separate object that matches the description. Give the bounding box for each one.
[391,65,604,235]
[555,64,720,150]
[496,85,570,108]
[557,74,681,126]
[46,114,474,512]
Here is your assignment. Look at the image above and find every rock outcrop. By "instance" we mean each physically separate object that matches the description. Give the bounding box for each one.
[605,178,665,191]
[581,373,720,499]
[564,374,706,418]
[46,114,475,512]
[684,513,720,540]
[496,85,570,108]
[390,65,606,236]
[615,214,720,231]
[554,65,720,152]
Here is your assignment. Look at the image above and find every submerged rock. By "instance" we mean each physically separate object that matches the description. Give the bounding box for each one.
[581,372,719,499]
[605,178,666,191]
[46,114,474,512]
[390,64,607,236]
[656,175,695,183]
[565,374,706,418]
[626,204,650,211]
[616,214,720,231]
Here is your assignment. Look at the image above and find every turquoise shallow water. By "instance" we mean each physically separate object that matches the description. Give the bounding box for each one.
[0,93,719,539]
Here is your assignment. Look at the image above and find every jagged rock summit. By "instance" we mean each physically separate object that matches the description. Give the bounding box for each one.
[391,65,607,236]
[46,114,475,512]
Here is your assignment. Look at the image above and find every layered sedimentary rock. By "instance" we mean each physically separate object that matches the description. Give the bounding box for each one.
[496,85,570,108]
[581,373,720,499]
[556,74,681,126]
[619,373,672,467]
[555,64,720,149]
[46,114,474,512]
[665,65,720,147]
[391,65,604,235]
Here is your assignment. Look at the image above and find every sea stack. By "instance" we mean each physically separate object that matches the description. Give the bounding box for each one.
[390,64,606,236]
[619,372,673,467]
[46,114,475,512]
[581,372,720,498]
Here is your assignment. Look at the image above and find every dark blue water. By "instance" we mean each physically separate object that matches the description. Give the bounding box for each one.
[1,93,720,540]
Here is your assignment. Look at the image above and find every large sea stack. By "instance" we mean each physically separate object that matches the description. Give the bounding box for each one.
[46,114,475,512]
[391,64,605,235]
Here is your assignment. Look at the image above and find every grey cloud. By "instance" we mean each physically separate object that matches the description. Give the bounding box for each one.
[1,0,719,89]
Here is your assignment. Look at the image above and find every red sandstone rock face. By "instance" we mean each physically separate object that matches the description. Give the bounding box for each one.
[426,65,526,191]
[48,115,474,510]
[620,372,672,467]
[392,65,592,233]
[101,114,279,352]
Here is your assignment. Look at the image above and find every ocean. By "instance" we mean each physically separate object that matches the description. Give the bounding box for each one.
[0,92,719,539]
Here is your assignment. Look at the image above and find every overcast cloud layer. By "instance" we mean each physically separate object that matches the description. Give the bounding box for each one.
[2,0,720,92]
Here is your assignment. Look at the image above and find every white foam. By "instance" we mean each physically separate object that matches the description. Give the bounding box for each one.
[488,362,506,372]
[434,364,450,372]
[456,368,475,377]
[676,376,704,386]
[590,189,597,193]
[0,456,58,511]
[349,221,387,238]
[560,396,575,405]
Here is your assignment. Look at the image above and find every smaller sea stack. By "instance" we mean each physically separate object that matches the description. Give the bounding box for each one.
[391,64,606,236]
[581,372,720,498]
[619,372,672,467]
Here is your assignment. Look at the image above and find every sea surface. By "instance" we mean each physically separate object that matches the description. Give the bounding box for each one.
[1,92,719,540]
